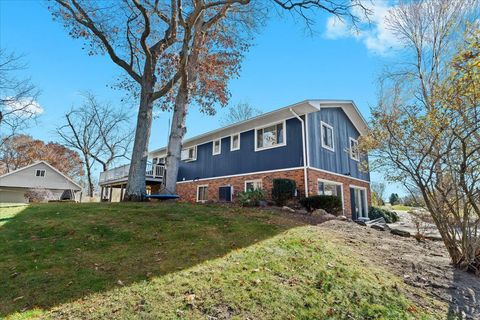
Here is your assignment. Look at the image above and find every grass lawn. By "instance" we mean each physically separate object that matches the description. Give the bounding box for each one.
[1,203,436,319]
[390,205,415,211]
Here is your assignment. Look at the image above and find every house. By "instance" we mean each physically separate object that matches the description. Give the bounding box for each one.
[0,161,82,203]
[100,100,371,219]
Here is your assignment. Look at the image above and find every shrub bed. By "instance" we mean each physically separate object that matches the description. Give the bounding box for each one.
[299,195,342,215]
[369,207,399,223]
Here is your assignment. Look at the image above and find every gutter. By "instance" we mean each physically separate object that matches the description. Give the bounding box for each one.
[289,108,309,197]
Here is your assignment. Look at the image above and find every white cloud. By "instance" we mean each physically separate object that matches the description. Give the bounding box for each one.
[325,16,350,39]
[3,97,44,117]
[324,1,401,55]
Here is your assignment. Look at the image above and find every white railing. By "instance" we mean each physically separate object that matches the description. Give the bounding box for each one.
[99,163,165,184]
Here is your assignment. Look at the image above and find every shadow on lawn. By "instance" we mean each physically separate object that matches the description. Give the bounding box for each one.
[0,202,303,317]
[448,269,480,318]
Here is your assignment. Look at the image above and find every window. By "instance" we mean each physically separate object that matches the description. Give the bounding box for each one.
[196,185,208,202]
[255,121,285,151]
[152,157,158,164]
[245,179,262,192]
[212,139,221,155]
[321,121,334,151]
[35,169,46,177]
[317,179,343,207]
[181,146,197,161]
[231,133,240,151]
[349,138,360,161]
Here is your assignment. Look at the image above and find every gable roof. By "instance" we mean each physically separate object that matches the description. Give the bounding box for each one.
[0,161,82,190]
[150,99,368,156]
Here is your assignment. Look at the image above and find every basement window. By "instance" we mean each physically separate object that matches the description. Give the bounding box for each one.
[245,179,263,192]
[197,185,208,202]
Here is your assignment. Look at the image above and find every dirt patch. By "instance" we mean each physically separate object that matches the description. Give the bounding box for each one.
[317,220,479,319]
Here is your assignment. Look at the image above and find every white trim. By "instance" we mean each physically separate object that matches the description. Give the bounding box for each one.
[230,133,240,151]
[196,184,209,202]
[349,137,360,162]
[305,113,311,167]
[317,178,345,212]
[254,120,287,152]
[212,139,221,155]
[244,179,263,192]
[177,166,305,184]
[320,121,335,152]
[307,166,370,184]
[349,185,369,218]
[289,108,308,197]
[176,166,370,185]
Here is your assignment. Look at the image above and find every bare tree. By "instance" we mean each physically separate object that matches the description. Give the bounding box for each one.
[364,0,480,272]
[85,93,133,172]
[0,49,41,146]
[370,182,385,205]
[57,94,132,196]
[49,0,370,200]
[162,1,370,195]
[220,102,261,126]
[57,107,100,196]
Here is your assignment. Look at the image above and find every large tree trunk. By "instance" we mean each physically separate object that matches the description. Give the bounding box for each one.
[163,15,205,195]
[164,82,189,194]
[124,86,154,201]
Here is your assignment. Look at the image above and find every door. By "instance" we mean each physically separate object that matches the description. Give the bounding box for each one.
[350,187,367,220]
[218,186,232,202]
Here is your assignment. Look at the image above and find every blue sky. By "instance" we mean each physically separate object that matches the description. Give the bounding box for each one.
[0,0,402,197]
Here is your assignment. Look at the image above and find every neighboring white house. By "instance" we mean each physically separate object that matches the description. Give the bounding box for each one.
[0,161,82,203]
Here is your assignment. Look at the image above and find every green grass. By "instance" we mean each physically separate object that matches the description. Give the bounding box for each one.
[1,203,437,319]
[390,205,414,211]
[0,202,300,318]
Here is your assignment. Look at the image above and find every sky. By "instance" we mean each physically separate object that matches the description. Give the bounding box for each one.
[0,0,403,198]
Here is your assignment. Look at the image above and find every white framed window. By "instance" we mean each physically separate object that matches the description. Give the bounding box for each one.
[255,121,286,151]
[212,139,221,155]
[317,178,344,211]
[230,133,240,151]
[245,179,263,192]
[321,121,334,151]
[181,146,197,162]
[349,137,360,161]
[35,169,46,177]
[196,185,208,202]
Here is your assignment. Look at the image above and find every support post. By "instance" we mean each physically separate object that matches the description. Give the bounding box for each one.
[120,184,125,201]
[109,186,113,202]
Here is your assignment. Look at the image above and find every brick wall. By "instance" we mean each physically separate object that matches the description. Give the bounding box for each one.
[174,167,371,219]
[307,168,371,219]
[175,168,306,203]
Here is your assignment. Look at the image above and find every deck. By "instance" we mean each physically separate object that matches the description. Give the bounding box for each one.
[99,163,165,186]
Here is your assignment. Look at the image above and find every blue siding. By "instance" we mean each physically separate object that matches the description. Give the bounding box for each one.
[307,108,370,181]
[177,118,304,181]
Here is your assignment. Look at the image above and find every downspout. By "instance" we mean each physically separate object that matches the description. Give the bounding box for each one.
[289,108,308,197]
